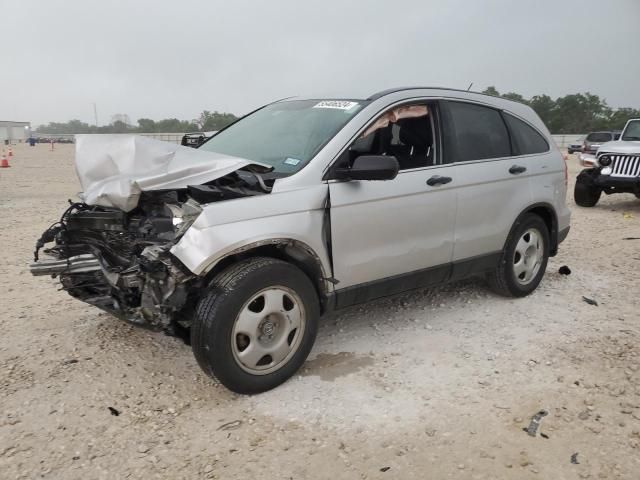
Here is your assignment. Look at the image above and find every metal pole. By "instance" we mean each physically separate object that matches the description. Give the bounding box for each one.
[93,103,98,127]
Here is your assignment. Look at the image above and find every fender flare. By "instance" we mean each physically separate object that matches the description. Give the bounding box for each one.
[200,237,333,304]
[503,202,559,256]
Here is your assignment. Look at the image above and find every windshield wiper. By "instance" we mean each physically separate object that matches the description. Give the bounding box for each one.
[249,171,272,192]
[622,136,640,141]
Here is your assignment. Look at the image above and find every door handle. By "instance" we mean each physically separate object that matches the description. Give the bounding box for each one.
[426,175,453,186]
[509,165,527,174]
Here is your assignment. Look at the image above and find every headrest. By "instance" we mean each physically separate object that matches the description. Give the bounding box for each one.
[398,116,431,149]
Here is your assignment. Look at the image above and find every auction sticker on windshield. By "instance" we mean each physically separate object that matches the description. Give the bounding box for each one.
[313,101,358,110]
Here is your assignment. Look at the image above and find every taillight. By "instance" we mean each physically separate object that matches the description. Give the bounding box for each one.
[563,155,568,186]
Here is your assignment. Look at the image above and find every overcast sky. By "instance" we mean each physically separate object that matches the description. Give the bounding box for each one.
[4,0,640,126]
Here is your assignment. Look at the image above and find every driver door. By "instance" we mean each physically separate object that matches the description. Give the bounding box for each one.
[327,102,457,307]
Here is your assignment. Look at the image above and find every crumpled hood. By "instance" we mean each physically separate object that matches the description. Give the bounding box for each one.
[598,140,640,155]
[75,134,270,212]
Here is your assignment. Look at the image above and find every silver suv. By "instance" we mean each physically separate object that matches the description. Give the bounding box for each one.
[30,87,571,393]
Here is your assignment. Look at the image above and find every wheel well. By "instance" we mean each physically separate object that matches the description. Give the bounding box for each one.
[203,242,330,312]
[524,205,558,256]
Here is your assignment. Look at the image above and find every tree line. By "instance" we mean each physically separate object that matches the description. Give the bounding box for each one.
[482,87,640,133]
[36,90,640,135]
[36,110,238,135]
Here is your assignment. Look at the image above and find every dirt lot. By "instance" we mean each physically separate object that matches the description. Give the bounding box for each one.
[1,143,639,479]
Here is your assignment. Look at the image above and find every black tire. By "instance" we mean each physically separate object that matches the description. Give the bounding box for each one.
[487,214,550,298]
[574,174,602,207]
[191,257,319,394]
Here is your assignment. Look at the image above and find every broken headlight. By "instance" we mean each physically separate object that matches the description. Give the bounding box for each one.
[166,199,202,237]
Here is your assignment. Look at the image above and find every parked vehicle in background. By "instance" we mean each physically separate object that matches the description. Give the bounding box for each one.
[181,131,217,148]
[568,136,584,154]
[30,87,570,393]
[582,131,621,154]
[575,119,640,206]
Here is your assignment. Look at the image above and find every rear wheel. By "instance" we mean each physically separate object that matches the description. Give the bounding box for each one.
[574,171,602,207]
[191,257,319,394]
[488,214,550,297]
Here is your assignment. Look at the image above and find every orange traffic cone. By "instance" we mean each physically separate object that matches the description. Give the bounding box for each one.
[8,147,13,157]
[0,151,9,168]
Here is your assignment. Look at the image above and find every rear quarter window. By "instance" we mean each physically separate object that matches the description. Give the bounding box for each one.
[503,113,549,155]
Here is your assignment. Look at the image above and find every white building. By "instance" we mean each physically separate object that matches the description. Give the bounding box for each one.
[0,121,32,143]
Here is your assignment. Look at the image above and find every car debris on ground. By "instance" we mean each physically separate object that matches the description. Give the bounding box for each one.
[524,409,549,437]
[582,296,599,306]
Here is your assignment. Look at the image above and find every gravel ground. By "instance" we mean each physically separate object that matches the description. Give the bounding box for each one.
[1,143,639,480]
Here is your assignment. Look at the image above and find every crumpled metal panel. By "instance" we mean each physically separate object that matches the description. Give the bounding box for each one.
[171,185,331,277]
[74,135,269,212]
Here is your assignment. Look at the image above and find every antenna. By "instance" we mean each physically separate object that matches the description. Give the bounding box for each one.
[467,82,474,91]
[93,103,98,126]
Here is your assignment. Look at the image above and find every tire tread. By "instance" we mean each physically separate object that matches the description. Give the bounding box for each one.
[191,256,319,394]
[487,214,550,298]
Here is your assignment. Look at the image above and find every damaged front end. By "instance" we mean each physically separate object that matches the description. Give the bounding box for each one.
[30,192,202,333]
[29,169,272,335]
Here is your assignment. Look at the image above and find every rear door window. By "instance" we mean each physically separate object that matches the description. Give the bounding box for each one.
[503,113,549,155]
[443,101,511,162]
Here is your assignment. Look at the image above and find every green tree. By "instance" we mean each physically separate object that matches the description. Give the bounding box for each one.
[482,86,500,97]
[529,95,556,127]
[607,108,640,131]
[549,93,611,133]
[501,92,528,104]
[110,120,131,134]
[198,110,238,131]
[137,118,157,133]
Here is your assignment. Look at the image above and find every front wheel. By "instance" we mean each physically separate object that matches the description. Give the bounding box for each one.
[574,174,602,207]
[191,257,319,394]
[487,214,550,297]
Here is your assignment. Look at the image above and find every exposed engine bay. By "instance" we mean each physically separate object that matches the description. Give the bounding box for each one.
[30,170,272,335]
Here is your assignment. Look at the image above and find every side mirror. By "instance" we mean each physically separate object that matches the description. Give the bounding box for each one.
[334,155,399,181]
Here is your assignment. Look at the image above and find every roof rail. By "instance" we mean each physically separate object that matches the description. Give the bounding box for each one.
[367,86,494,101]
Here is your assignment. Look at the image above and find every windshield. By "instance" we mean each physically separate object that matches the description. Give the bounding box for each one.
[586,132,612,143]
[199,99,366,175]
[622,120,640,141]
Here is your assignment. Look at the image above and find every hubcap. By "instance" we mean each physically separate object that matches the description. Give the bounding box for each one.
[513,228,544,285]
[231,286,305,375]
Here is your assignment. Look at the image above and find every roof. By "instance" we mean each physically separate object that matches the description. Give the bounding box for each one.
[367,86,501,101]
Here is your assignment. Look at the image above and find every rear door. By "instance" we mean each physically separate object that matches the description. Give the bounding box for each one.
[439,100,537,275]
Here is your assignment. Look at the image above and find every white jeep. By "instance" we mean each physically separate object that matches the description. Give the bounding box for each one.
[575,119,640,206]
